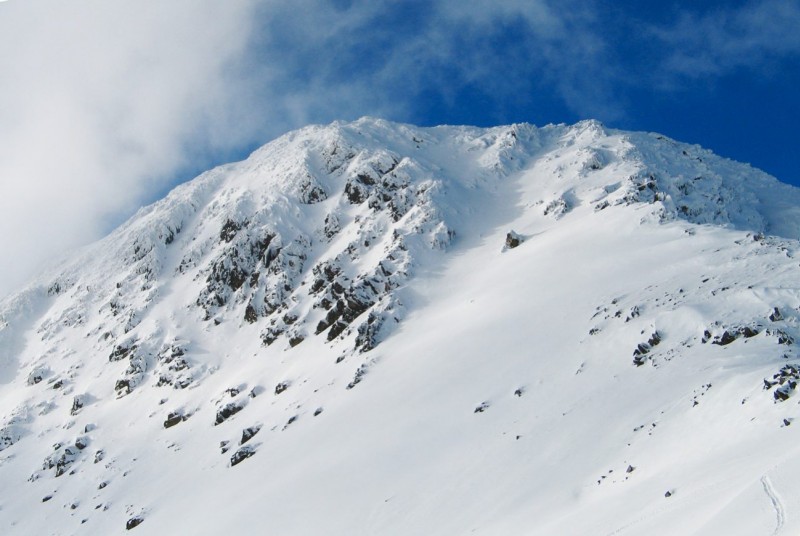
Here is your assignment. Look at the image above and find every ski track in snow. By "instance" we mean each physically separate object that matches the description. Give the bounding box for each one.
[762,475,786,535]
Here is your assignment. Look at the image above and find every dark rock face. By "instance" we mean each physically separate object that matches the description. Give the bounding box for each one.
[42,444,81,478]
[354,312,385,353]
[283,416,298,430]
[219,219,243,243]
[346,364,369,390]
[770,328,795,346]
[505,231,523,249]
[740,326,759,338]
[116,132,450,365]
[109,342,137,362]
[311,257,404,353]
[195,228,284,320]
[27,367,48,385]
[711,326,762,346]
[342,157,401,211]
[323,213,340,240]
[163,411,185,429]
[108,342,153,397]
[300,180,327,204]
[114,379,132,396]
[71,395,86,415]
[214,402,245,425]
[230,445,255,466]
[240,425,261,445]
[711,331,736,346]
[775,386,793,401]
[474,402,490,413]
[244,304,258,323]
[765,364,800,402]
[176,140,434,357]
[544,197,570,217]
[648,332,661,346]
[153,343,192,390]
[126,516,144,530]
[633,331,662,366]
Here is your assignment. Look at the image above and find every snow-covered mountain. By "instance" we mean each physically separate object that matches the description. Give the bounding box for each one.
[2,117,800,535]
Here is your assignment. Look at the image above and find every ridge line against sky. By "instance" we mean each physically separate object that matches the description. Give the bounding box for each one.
[0,0,798,298]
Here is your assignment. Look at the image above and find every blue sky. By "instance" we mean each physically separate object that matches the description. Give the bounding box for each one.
[0,0,798,296]
[170,0,800,191]
[419,1,800,186]
[239,0,800,182]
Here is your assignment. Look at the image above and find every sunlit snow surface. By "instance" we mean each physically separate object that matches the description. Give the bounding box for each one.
[1,118,800,535]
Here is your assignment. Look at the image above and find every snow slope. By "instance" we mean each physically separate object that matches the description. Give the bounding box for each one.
[2,117,800,535]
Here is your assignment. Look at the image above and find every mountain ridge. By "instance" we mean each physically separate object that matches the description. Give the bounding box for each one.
[1,117,800,535]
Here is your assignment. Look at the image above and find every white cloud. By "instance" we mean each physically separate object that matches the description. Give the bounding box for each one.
[653,0,800,78]
[244,0,620,121]
[0,0,263,296]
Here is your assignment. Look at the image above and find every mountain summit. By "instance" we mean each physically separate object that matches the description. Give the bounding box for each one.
[2,118,800,535]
